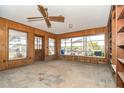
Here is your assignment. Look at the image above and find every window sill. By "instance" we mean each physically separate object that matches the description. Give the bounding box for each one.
[48,55,56,56]
[60,55,105,59]
[8,58,28,62]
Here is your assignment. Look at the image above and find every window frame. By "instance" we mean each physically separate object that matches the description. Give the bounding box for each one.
[48,38,55,55]
[65,38,72,55]
[34,35,42,50]
[8,28,28,61]
[72,37,84,56]
[60,34,105,58]
[86,34,105,57]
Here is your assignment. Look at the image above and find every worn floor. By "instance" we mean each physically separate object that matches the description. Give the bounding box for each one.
[0,60,116,88]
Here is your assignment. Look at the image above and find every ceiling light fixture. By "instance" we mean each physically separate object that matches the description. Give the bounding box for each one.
[69,24,73,28]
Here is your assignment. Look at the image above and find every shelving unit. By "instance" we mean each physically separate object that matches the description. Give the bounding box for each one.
[118,72,124,82]
[118,45,124,48]
[108,7,112,73]
[117,6,124,19]
[108,6,117,74]
[118,26,124,33]
[117,19,124,33]
[116,5,124,88]
[118,58,124,64]
[112,64,116,72]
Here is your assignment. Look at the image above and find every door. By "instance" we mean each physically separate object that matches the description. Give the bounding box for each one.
[34,35,43,61]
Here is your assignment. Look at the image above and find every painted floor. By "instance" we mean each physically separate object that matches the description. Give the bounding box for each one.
[0,60,116,88]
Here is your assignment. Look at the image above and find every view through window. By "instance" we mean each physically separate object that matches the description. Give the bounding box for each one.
[49,38,55,55]
[60,34,105,57]
[9,29,27,60]
[35,36,42,50]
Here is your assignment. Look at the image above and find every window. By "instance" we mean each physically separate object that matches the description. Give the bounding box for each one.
[65,38,71,55]
[72,37,83,56]
[82,36,87,56]
[61,39,66,55]
[9,29,27,60]
[60,38,71,55]
[49,38,55,55]
[35,36,42,49]
[86,35,105,57]
[60,34,105,57]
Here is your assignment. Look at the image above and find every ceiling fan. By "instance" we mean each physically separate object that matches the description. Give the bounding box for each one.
[27,5,65,28]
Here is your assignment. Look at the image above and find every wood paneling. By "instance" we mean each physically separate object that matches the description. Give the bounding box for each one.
[116,5,124,88]
[0,16,109,71]
[56,38,61,59]
[57,27,106,38]
[0,18,8,70]
[60,55,106,64]
[28,32,35,63]
[34,35,44,61]
[35,50,43,61]
[0,17,56,70]
[57,27,108,64]
[111,6,117,67]
[107,6,118,79]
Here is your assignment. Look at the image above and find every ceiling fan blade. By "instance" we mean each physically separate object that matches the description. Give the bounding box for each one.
[48,16,65,22]
[45,18,51,28]
[37,5,47,18]
[27,17,44,19]
[27,19,45,22]
[28,5,64,28]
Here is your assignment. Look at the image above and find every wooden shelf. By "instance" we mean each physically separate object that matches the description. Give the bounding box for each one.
[118,26,124,33]
[117,19,124,32]
[117,6,124,19]
[118,44,124,48]
[118,58,124,64]
[118,72,124,83]
[116,5,124,88]
[112,64,116,72]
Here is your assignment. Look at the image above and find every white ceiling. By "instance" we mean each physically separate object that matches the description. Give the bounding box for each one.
[0,5,111,34]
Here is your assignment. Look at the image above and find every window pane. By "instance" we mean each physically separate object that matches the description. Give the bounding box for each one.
[35,36,42,49]
[49,38,55,55]
[87,35,104,41]
[39,38,42,49]
[61,39,66,55]
[35,37,38,49]
[65,38,71,55]
[60,34,105,57]
[9,29,27,60]
[61,39,65,47]
[82,36,87,56]
[87,35,105,57]
[72,37,83,56]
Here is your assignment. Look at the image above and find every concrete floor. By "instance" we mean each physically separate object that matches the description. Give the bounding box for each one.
[0,60,116,88]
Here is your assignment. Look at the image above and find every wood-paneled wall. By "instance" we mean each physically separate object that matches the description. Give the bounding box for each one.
[0,17,57,70]
[56,27,108,64]
[57,27,106,38]
[0,17,109,71]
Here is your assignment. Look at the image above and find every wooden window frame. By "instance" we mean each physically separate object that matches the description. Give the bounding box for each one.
[60,34,105,58]
[8,28,28,61]
[48,38,55,55]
